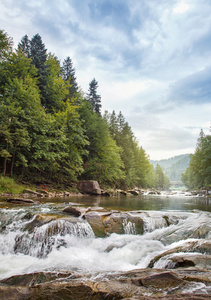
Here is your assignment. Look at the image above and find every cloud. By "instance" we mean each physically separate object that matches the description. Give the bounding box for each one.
[134,125,197,160]
[168,66,211,104]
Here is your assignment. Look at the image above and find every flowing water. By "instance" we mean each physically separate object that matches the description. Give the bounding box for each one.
[0,192,210,291]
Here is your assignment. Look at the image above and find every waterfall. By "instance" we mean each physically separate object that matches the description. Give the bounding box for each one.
[0,210,95,258]
[123,219,136,234]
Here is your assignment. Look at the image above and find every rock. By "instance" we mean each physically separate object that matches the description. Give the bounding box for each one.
[127,190,139,195]
[148,240,211,269]
[63,191,70,196]
[84,211,109,237]
[6,198,35,204]
[35,188,49,195]
[63,206,87,217]
[77,180,101,195]
[165,253,211,270]
[133,271,184,289]
[22,189,44,197]
[117,190,128,196]
[84,211,144,236]
[101,190,111,196]
[0,269,211,299]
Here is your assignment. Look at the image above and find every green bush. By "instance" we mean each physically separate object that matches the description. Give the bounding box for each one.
[0,176,25,194]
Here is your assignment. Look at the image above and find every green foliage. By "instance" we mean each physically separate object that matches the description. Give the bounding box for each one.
[104,110,154,188]
[87,78,101,115]
[62,56,78,98]
[79,103,124,185]
[182,130,211,190]
[0,28,160,189]
[154,164,170,190]
[150,154,190,181]
[0,176,25,193]
[0,29,13,62]
[45,53,69,112]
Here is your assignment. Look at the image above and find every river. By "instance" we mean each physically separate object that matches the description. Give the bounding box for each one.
[0,192,210,297]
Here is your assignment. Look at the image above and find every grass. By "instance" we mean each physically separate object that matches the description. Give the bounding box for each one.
[0,176,26,194]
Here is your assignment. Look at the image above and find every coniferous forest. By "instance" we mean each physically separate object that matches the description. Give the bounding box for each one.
[2,29,210,191]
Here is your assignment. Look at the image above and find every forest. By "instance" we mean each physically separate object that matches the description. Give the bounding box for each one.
[0,29,171,190]
[181,130,211,191]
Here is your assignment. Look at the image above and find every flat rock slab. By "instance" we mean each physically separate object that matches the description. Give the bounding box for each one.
[6,198,35,204]
[0,268,210,299]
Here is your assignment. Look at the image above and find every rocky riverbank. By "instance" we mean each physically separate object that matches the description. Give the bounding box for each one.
[0,193,210,299]
[0,268,210,299]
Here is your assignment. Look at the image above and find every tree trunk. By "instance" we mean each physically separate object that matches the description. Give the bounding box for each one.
[10,152,15,177]
[3,158,7,176]
[3,141,9,176]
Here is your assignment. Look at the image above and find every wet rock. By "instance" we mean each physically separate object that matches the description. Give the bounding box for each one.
[127,190,139,195]
[6,198,35,204]
[24,214,57,232]
[133,271,184,289]
[0,269,211,299]
[165,254,211,270]
[84,211,144,236]
[63,206,87,217]
[0,272,122,300]
[84,211,109,237]
[77,180,101,195]
[148,240,211,269]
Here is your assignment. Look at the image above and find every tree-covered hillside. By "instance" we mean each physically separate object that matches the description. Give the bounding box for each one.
[181,130,211,190]
[0,29,169,190]
[150,154,190,181]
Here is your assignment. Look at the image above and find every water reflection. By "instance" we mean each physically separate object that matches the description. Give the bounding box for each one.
[36,194,211,212]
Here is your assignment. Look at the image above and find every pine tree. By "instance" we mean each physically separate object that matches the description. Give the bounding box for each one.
[0,29,13,66]
[18,35,30,58]
[62,56,78,101]
[30,34,49,110]
[87,78,101,115]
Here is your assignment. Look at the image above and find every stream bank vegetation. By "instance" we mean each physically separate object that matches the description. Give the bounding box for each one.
[181,129,211,192]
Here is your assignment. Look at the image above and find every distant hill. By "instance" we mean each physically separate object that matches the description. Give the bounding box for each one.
[150,154,190,181]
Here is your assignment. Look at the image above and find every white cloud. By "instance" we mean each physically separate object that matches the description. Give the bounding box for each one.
[173,1,190,14]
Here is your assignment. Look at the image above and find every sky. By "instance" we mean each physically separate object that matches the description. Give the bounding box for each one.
[0,0,211,160]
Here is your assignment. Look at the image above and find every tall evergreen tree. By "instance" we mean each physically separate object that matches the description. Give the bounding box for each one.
[62,56,78,95]
[30,33,49,110]
[0,29,13,63]
[87,78,101,115]
[182,130,211,190]
[18,35,30,58]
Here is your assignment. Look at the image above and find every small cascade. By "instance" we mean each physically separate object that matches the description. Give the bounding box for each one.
[0,210,95,258]
[142,213,168,233]
[123,219,136,234]
[14,218,95,258]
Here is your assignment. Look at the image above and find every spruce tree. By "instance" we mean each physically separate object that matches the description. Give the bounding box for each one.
[18,35,30,58]
[62,56,78,100]
[30,34,49,110]
[87,78,101,115]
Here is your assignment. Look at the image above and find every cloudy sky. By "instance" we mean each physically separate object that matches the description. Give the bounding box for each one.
[1,0,211,160]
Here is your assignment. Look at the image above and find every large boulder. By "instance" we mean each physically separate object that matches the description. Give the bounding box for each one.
[77,180,101,195]
[84,211,144,236]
